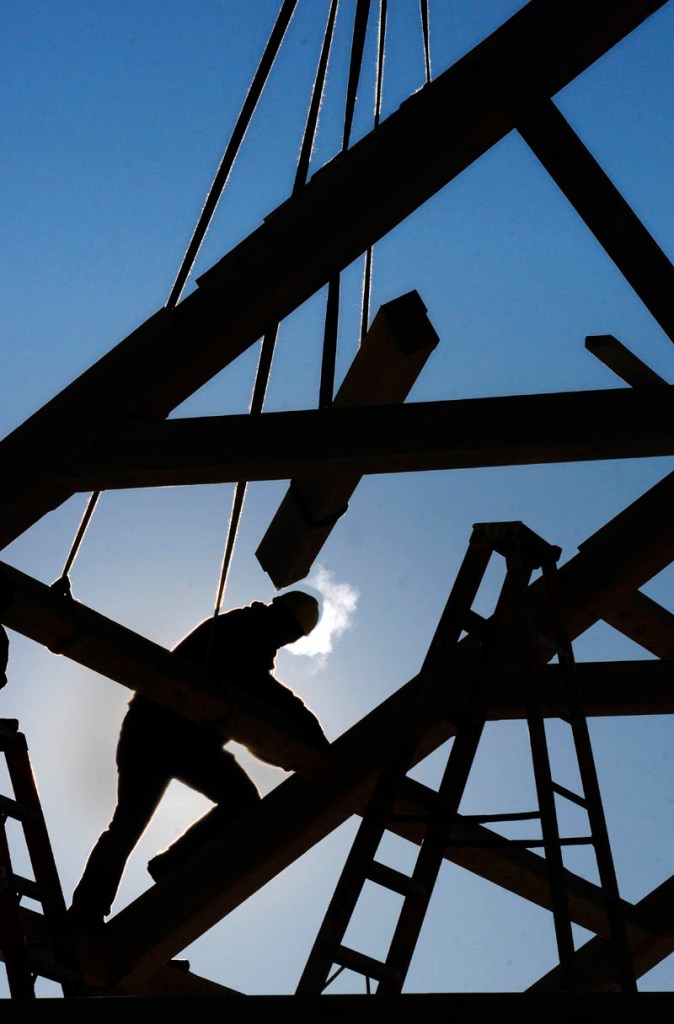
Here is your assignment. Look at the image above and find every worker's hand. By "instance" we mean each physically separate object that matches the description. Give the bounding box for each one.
[0,626,8,689]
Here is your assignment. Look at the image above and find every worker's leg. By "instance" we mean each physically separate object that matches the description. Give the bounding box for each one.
[148,747,260,880]
[69,716,169,929]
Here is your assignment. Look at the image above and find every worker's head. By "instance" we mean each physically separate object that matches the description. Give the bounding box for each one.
[271,590,320,645]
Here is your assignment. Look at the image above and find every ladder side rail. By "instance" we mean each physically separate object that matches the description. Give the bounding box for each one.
[4,742,84,996]
[508,542,579,990]
[376,560,529,994]
[376,702,489,993]
[0,815,36,997]
[377,532,549,994]
[540,562,637,991]
[296,539,495,994]
[295,669,446,993]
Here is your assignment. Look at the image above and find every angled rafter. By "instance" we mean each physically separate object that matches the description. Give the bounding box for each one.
[0,0,664,549]
[586,335,669,387]
[61,385,674,491]
[529,875,674,992]
[514,97,674,343]
[601,590,674,658]
[583,337,674,657]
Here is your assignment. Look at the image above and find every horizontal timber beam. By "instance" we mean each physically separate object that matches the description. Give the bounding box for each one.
[0,0,664,548]
[63,386,674,491]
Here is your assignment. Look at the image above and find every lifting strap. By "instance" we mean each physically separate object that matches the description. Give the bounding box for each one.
[208,0,342,629]
[166,0,299,310]
[420,0,431,84]
[360,0,387,346]
[296,522,636,995]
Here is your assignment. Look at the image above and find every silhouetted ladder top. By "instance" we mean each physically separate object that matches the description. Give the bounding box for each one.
[296,521,637,996]
[0,719,84,998]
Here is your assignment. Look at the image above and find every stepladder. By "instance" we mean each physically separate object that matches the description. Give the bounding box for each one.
[296,520,636,995]
[0,718,85,998]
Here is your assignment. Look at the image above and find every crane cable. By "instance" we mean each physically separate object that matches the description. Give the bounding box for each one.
[52,0,299,599]
[360,0,387,347]
[209,0,342,641]
[319,0,372,410]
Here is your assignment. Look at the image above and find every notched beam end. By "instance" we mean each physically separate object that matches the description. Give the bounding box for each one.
[585,335,668,388]
[256,291,440,588]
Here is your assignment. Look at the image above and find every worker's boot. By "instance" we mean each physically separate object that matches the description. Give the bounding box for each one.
[147,849,175,882]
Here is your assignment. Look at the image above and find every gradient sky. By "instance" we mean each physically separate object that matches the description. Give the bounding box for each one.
[2,0,674,997]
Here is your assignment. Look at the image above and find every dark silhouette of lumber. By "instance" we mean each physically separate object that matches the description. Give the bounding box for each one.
[59,386,674,491]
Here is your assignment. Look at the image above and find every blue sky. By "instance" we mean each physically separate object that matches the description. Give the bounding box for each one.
[2,0,674,997]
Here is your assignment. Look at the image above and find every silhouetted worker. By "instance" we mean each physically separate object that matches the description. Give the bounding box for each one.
[68,591,329,932]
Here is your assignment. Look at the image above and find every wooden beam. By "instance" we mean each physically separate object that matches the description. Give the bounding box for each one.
[585,335,669,387]
[581,342,674,657]
[601,590,674,658]
[62,385,674,491]
[514,97,674,343]
[255,290,440,587]
[507,658,674,717]
[18,907,240,998]
[529,873,674,991]
[0,0,663,549]
[1,992,671,1021]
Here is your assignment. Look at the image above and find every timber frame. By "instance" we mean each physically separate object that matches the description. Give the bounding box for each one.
[2,0,674,1014]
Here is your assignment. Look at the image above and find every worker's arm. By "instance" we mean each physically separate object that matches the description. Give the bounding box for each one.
[0,626,7,689]
[248,674,331,766]
[0,570,13,689]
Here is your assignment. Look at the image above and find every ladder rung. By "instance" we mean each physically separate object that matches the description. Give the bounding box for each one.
[0,793,39,823]
[460,811,541,823]
[552,781,588,808]
[461,608,490,639]
[458,836,592,849]
[27,954,83,987]
[367,860,429,898]
[443,836,541,848]
[12,873,61,904]
[398,780,458,821]
[335,945,403,984]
